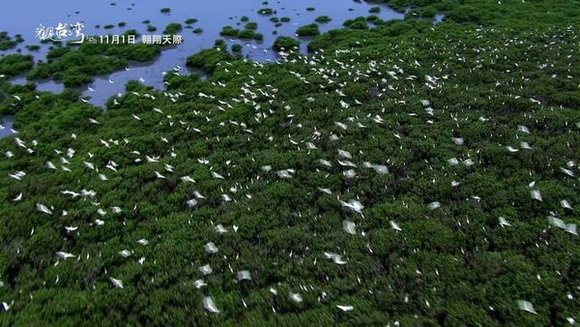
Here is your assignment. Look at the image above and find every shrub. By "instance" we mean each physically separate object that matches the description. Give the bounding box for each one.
[315,16,332,23]
[272,36,299,51]
[163,23,182,35]
[296,24,320,36]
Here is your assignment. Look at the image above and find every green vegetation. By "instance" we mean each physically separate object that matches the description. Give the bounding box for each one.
[163,23,182,35]
[296,23,320,37]
[146,25,157,32]
[0,32,24,51]
[24,32,170,88]
[238,29,255,39]
[0,1,579,326]
[240,16,249,22]
[185,42,231,74]
[257,8,274,15]
[343,17,369,29]
[220,26,262,40]
[185,18,198,25]
[25,45,40,51]
[27,50,125,88]
[160,7,171,13]
[231,43,242,54]
[280,16,291,23]
[366,14,381,24]
[193,28,203,34]
[123,29,139,38]
[245,22,258,30]
[103,24,114,29]
[118,22,126,27]
[220,26,240,37]
[272,36,299,51]
[369,6,381,13]
[315,15,332,23]
[420,6,438,18]
[0,54,34,77]
[405,6,442,20]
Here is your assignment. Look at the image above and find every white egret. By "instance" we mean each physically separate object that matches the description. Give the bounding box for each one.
[203,296,220,313]
[36,203,53,215]
[336,305,354,311]
[110,277,123,288]
[517,300,537,314]
[342,220,356,235]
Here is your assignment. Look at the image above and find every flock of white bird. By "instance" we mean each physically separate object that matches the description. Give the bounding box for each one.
[0,20,578,324]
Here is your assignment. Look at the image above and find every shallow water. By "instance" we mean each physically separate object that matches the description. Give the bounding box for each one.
[0,116,14,139]
[1,0,408,106]
[10,76,64,93]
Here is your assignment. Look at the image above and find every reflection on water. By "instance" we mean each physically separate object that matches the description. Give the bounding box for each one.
[10,76,64,93]
[1,0,412,106]
[0,116,15,139]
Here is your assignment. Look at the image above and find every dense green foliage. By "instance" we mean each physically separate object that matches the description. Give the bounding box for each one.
[343,17,369,30]
[296,24,320,37]
[0,32,23,51]
[185,44,232,74]
[272,36,300,52]
[164,23,183,35]
[220,26,263,41]
[0,55,34,77]
[0,0,579,326]
[245,22,258,31]
[24,34,169,88]
[231,44,242,54]
[315,16,332,23]
[257,8,274,15]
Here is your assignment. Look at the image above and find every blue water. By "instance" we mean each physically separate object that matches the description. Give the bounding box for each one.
[10,76,64,93]
[1,0,407,108]
[0,116,14,138]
